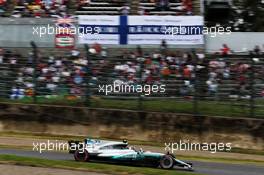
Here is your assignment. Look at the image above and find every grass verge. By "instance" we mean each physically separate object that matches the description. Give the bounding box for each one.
[1,98,264,118]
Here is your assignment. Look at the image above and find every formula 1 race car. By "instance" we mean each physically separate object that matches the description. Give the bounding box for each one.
[68,139,193,170]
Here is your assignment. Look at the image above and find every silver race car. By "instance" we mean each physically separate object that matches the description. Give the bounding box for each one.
[68,139,193,170]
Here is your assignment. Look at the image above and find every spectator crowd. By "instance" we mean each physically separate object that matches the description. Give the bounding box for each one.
[0,42,263,101]
[1,0,69,17]
[0,0,193,17]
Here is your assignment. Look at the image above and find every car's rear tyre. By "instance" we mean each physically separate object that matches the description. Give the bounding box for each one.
[160,155,174,169]
[74,150,89,162]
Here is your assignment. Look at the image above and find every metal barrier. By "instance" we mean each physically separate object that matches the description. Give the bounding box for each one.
[0,42,263,118]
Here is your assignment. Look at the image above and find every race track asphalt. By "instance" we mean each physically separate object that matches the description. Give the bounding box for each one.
[0,149,263,175]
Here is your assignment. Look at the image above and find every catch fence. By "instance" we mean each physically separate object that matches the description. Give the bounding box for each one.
[0,42,263,118]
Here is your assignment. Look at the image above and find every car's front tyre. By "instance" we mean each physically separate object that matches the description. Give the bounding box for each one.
[160,155,174,169]
[74,150,89,162]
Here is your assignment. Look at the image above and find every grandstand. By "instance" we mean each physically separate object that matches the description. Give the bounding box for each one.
[205,0,264,31]
[0,0,195,17]
[1,0,263,31]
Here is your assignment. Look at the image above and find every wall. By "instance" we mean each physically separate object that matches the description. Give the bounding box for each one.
[0,18,55,47]
[205,32,264,53]
[0,17,202,48]
[0,103,263,150]
[1,18,262,51]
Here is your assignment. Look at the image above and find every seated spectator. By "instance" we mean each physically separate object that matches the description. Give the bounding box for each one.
[10,86,25,100]
[120,4,130,15]
[261,90,264,98]
[160,40,167,55]
[0,0,5,6]
[0,0,6,15]
[220,44,231,56]
[207,80,218,95]
[136,45,143,57]
[79,0,90,5]
[138,7,147,15]
[252,45,262,56]
[0,47,3,64]
[155,0,170,11]
[92,43,102,55]
[161,66,170,79]
[183,65,191,79]
[183,0,192,15]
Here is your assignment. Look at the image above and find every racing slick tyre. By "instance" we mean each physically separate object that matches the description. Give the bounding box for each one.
[74,149,89,162]
[160,155,174,169]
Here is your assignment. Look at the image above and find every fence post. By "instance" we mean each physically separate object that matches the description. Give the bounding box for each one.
[192,50,198,116]
[249,53,256,118]
[84,44,91,107]
[138,59,143,110]
[30,41,38,104]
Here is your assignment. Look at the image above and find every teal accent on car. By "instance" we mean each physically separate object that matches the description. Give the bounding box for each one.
[112,154,136,159]
[111,152,162,161]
